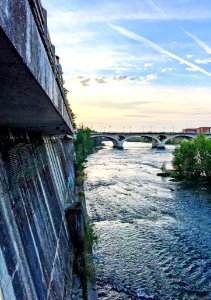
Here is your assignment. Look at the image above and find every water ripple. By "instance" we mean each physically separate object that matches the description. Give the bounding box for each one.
[85,143,211,300]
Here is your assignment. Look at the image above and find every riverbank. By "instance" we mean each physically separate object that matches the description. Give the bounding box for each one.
[71,126,98,299]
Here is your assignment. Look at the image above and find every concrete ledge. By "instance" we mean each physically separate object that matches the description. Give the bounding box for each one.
[0,0,73,134]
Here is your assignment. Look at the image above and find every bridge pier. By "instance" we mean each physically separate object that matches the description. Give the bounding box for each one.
[113,140,124,149]
[152,141,166,149]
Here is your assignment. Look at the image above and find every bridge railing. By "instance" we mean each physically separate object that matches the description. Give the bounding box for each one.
[29,0,55,71]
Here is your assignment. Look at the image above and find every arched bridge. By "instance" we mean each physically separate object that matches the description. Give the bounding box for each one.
[91,132,211,149]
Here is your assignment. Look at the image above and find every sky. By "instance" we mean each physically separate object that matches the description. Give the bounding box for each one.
[42,0,211,132]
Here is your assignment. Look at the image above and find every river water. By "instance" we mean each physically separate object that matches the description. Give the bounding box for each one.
[84,142,211,300]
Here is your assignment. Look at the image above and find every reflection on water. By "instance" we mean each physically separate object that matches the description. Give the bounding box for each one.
[85,142,211,300]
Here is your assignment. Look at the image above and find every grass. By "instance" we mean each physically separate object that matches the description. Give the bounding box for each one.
[86,222,98,250]
[83,254,95,280]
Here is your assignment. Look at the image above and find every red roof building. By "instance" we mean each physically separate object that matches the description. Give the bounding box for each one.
[182,128,197,133]
[182,127,211,133]
[197,127,211,133]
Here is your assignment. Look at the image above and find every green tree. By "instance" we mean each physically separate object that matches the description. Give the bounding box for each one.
[172,134,211,182]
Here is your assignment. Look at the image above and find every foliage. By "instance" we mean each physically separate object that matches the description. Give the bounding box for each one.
[75,170,87,186]
[86,222,98,250]
[68,104,77,129]
[63,86,77,129]
[172,134,211,182]
[75,125,94,176]
[83,254,95,279]
[79,222,98,281]
[73,126,97,284]
[165,137,186,145]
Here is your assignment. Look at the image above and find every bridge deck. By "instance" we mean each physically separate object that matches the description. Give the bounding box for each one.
[0,0,73,135]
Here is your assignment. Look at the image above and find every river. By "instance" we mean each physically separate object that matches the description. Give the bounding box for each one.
[84,142,211,300]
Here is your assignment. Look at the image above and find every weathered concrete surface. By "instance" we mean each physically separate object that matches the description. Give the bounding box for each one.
[0,0,73,134]
[0,127,76,299]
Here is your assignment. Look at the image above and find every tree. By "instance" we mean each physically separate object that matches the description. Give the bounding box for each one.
[172,134,211,182]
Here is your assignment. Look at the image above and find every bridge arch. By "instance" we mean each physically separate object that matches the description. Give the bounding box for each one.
[91,135,120,148]
[165,134,195,144]
[124,135,164,149]
[157,134,168,141]
[124,135,159,143]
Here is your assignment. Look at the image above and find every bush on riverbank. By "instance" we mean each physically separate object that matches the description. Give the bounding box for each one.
[158,134,211,184]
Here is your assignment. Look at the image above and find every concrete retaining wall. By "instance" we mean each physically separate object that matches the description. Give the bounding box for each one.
[0,127,76,299]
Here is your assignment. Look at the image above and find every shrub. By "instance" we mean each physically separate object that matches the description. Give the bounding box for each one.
[172,134,211,182]
[86,222,98,250]
[75,126,94,164]
[75,125,94,184]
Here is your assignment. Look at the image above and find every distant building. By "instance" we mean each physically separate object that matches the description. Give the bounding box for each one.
[182,127,211,133]
[182,128,197,133]
[197,127,211,133]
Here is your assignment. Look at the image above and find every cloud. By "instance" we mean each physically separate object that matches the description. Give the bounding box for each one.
[48,31,97,46]
[73,74,156,87]
[123,114,151,118]
[95,78,107,83]
[182,28,211,55]
[44,1,211,31]
[195,58,211,65]
[140,74,158,84]
[80,78,90,86]
[56,45,164,76]
[186,54,194,58]
[144,63,154,69]
[186,67,197,72]
[109,23,211,77]
[78,100,151,110]
[113,75,137,82]
[161,68,173,73]
[68,83,211,131]
[114,75,128,80]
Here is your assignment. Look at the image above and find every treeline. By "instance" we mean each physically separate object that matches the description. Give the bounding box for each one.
[172,134,211,183]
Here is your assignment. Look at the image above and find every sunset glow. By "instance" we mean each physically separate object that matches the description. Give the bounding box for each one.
[43,0,211,131]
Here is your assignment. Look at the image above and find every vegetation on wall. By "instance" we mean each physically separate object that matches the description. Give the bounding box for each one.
[63,86,77,129]
[74,125,98,284]
[75,125,94,176]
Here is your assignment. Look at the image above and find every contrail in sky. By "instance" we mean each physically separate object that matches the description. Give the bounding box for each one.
[181,28,211,55]
[109,23,211,77]
[147,0,166,17]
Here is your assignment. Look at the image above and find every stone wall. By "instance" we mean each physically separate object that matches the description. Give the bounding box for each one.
[0,127,76,299]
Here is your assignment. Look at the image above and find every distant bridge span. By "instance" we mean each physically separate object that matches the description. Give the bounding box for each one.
[91,132,211,149]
